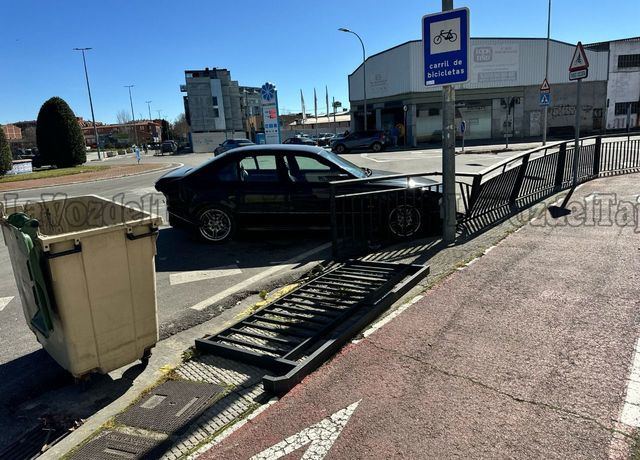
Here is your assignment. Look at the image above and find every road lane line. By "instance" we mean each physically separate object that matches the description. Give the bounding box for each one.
[0,296,14,312]
[170,266,242,286]
[189,242,331,311]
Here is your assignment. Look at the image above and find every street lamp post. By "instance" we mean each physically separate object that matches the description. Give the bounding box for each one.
[73,47,101,160]
[145,100,152,121]
[339,28,367,131]
[124,85,139,145]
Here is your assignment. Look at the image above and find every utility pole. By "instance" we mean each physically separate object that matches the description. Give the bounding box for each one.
[74,47,101,160]
[542,0,551,145]
[145,100,152,121]
[441,0,457,244]
[124,85,138,145]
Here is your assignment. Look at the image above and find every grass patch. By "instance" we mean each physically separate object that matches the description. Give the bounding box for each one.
[0,165,111,183]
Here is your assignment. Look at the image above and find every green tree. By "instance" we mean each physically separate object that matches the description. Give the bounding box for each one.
[36,97,86,168]
[0,126,12,175]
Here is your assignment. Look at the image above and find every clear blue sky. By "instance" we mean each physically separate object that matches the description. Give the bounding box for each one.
[1,0,638,125]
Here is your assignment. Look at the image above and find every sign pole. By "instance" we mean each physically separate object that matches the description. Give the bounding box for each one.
[571,77,581,186]
[542,0,551,145]
[441,0,457,244]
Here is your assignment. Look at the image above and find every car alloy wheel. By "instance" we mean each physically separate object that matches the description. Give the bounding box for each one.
[371,142,382,152]
[335,144,346,154]
[199,208,233,242]
[388,204,421,238]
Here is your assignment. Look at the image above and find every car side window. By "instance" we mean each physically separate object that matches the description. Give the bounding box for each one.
[239,155,280,182]
[291,155,341,183]
[215,161,239,182]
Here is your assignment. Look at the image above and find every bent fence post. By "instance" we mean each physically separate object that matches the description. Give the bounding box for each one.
[554,142,567,192]
[593,136,602,177]
[509,153,530,208]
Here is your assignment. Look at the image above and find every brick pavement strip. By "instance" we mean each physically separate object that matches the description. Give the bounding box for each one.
[197,174,640,459]
[0,163,171,192]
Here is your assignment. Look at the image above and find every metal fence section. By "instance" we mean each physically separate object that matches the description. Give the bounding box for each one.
[329,173,448,259]
[330,133,640,259]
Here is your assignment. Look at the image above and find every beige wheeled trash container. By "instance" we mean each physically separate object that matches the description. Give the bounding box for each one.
[1,195,162,377]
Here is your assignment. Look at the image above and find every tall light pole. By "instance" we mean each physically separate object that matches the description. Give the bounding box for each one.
[339,28,367,131]
[124,85,139,145]
[145,100,152,121]
[542,0,551,145]
[73,47,101,160]
[157,109,165,141]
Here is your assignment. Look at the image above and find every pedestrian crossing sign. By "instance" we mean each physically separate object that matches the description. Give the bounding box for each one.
[539,93,551,107]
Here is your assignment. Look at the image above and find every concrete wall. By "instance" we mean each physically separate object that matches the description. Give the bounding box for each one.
[523,81,607,137]
[191,131,246,153]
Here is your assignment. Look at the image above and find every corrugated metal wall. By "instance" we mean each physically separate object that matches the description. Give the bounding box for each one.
[349,38,609,101]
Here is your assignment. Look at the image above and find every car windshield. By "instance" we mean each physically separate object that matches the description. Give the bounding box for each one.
[317,149,367,178]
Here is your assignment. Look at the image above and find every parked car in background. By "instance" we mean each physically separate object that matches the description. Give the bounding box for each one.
[330,130,389,154]
[283,136,317,146]
[155,145,441,243]
[214,138,255,156]
[315,133,336,147]
[161,140,178,155]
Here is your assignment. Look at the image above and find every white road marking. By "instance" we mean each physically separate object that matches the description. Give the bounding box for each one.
[361,153,440,163]
[250,400,361,460]
[189,242,331,311]
[170,265,242,286]
[361,295,423,339]
[0,296,14,311]
[619,337,640,426]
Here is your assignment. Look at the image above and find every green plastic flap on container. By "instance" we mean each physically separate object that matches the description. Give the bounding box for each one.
[7,213,55,336]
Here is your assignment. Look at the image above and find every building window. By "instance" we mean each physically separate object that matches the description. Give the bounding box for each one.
[213,108,220,118]
[618,54,640,68]
[212,96,218,106]
[614,102,639,116]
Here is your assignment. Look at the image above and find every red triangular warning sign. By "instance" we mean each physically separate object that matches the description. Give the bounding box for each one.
[569,42,589,72]
[540,78,550,92]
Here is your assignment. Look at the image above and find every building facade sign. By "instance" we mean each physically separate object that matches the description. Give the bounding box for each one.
[471,44,519,84]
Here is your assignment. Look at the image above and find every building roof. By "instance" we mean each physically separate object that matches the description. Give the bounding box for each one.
[348,36,605,77]
[289,113,351,126]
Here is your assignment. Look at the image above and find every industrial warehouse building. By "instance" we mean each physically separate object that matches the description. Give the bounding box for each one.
[348,36,640,144]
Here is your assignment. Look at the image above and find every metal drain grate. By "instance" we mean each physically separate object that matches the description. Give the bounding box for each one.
[115,380,224,434]
[196,260,429,394]
[70,431,162,460]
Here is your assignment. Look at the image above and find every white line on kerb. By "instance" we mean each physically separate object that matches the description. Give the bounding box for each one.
[0,296,14,312]
[189,242,331,311]
[618,337,640,427]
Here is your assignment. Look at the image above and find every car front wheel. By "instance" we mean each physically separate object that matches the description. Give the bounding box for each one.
[197,206,235,243]
[334,144,346,154]
[371,142,383,152]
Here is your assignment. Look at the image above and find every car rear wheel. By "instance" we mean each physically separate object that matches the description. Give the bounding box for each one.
[197,207,235,243]
[388,204,421,238]
[335,144,346,154]
[371,142,383,152]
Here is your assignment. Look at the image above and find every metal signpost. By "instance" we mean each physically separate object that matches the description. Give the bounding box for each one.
[568,42,589,187]
[422,3,470,243]
[260,82,281,144]
[460,120,466,152]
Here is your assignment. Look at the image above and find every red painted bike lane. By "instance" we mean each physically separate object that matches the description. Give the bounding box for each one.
[200,175,640,459]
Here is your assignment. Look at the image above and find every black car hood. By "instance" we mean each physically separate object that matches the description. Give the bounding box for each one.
[155,166,192,191]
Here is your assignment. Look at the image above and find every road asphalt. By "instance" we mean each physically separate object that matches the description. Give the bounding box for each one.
[201,173,640,459]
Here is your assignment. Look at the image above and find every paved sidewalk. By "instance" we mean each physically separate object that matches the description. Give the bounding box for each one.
[201,174,640,459]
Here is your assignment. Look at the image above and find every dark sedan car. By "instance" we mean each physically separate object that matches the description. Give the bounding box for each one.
[283,136,317,146]
[214,138,255,156]
[155,145,440,242]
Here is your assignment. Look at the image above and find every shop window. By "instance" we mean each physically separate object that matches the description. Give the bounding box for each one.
[428,108,440,116]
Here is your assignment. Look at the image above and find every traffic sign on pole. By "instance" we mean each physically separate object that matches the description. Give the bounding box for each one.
[539,93,551,107]
[539,78,550,92]
[422,7,470,86]
[569,42,589,72]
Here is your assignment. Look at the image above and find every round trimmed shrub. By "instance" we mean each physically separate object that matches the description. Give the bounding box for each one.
[36,97,86,168]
